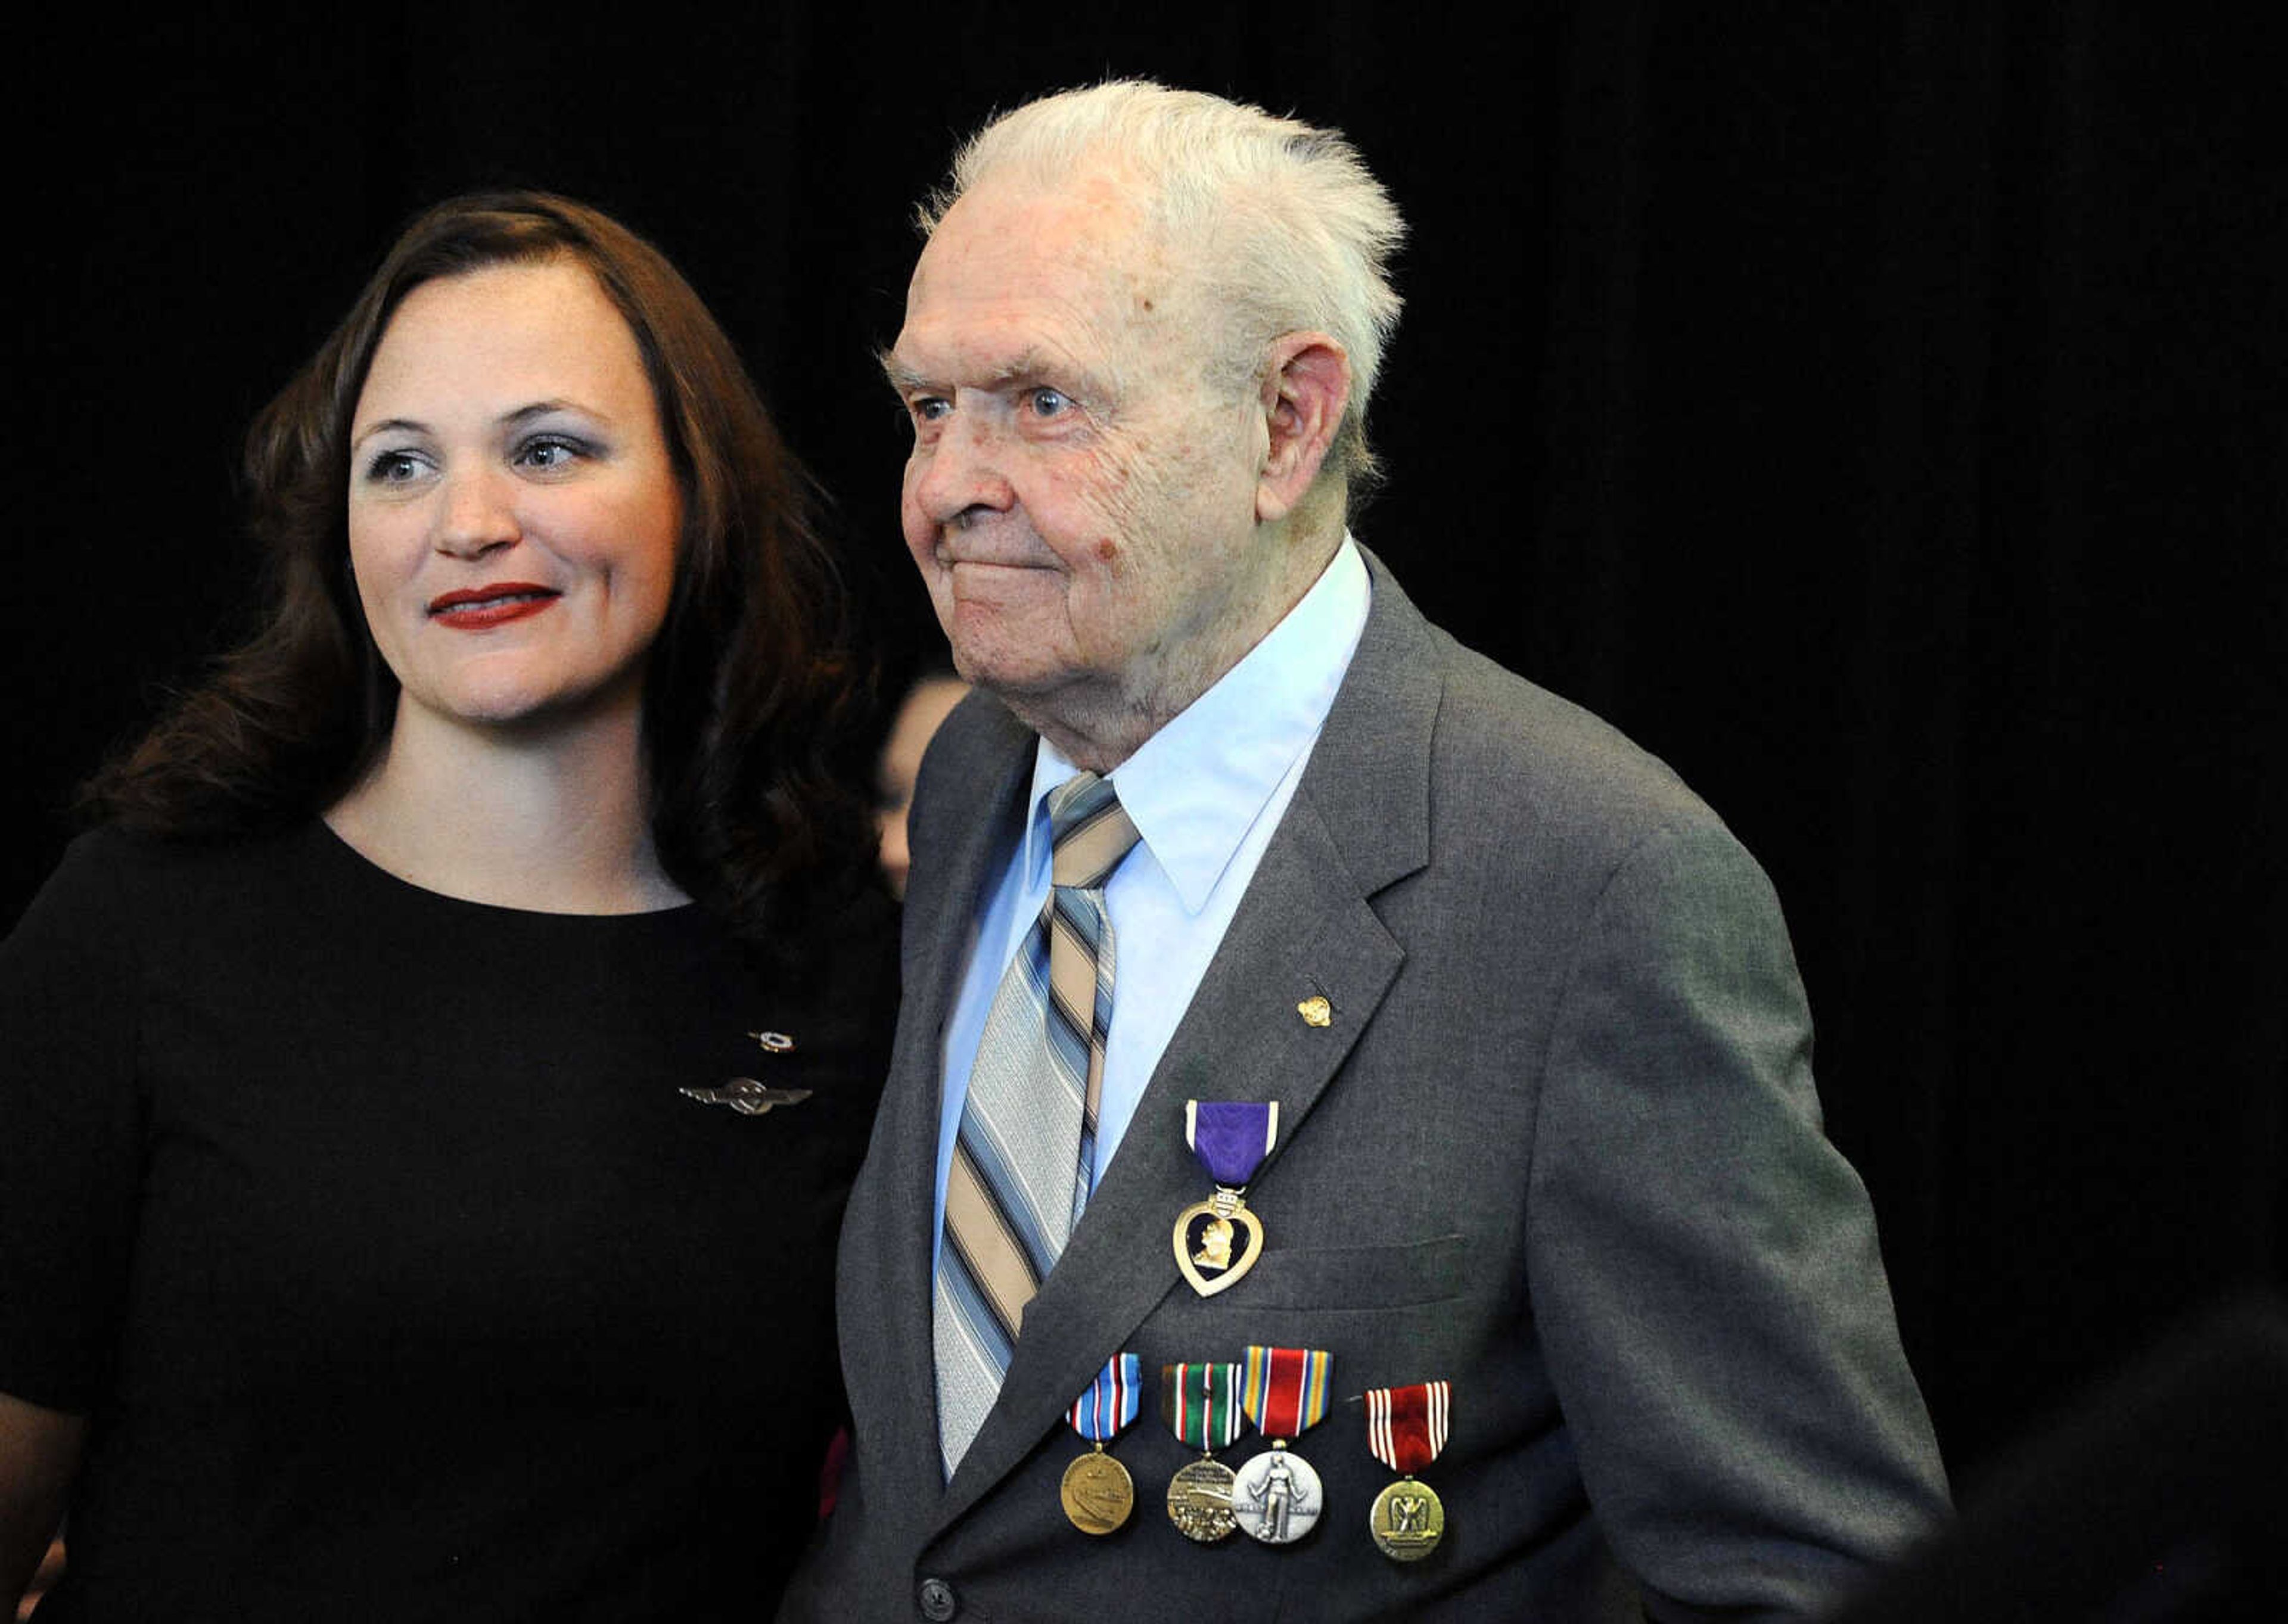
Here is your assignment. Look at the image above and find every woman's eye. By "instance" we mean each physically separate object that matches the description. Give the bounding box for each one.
[365,450,425,484]
[515,436,585,471]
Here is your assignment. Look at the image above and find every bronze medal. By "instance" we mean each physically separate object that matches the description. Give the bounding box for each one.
[1367,1476,1445,1560]
[1162,1361,1245,1543]
[1231,1445,1325,1545]
[1364,1380,1451,1563]
[1165,1456,1240,1543]
[1062,1353,1142,1535]
[1061,1443,1136,1535]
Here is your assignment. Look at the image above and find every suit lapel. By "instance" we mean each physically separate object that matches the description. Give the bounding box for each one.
[934,552,1444,1530]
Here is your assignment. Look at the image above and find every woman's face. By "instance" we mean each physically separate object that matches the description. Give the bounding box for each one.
[346,258,682,735]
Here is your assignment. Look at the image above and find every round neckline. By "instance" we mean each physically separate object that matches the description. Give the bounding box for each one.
[308,818,702,926]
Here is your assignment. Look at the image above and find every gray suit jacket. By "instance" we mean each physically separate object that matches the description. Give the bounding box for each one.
[782,557,1946,1622]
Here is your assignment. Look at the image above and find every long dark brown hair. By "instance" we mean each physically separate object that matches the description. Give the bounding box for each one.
[88,191,873,942]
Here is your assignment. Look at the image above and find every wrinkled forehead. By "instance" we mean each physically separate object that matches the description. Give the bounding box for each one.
[897,172,1203,364]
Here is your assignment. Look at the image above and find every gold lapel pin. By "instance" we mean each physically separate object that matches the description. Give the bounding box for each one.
[1297,995,1332,1028]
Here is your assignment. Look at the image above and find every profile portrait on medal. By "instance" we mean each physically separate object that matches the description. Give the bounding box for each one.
[782,76,1948,1623]
[0,191,894,1617]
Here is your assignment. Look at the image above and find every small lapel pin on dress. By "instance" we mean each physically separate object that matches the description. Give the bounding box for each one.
[682,1029,808,1114]
[680,1078,812,1116]
[1297,995,1332,1028]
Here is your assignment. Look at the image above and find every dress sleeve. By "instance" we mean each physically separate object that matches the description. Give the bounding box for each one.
[1524,819,1950,1620]
[0,833,148,1412]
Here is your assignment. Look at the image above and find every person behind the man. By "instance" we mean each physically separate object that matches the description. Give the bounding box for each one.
[782,81,1947,1622]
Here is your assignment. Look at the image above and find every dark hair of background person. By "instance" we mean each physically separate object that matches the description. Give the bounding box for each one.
[82,191,874,946]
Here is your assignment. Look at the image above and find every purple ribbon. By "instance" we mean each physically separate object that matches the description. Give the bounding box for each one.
[1187,1100,1276,1187]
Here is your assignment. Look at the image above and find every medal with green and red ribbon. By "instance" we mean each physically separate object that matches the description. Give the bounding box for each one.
[1059,1353,1140,1535]
[1232,1345,1330,1544]
[1364,1380,1450,1560]
[1161,1361,1245,1542]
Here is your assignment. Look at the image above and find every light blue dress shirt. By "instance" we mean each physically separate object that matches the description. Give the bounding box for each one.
[930,539,1373,1259]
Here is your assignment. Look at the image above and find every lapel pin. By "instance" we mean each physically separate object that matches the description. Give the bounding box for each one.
[748,1030,797,1052]
[680,1079,812,1116]
[1297,995,1332,1028]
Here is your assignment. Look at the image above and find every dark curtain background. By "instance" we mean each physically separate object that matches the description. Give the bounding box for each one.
[11,6,2281,1486]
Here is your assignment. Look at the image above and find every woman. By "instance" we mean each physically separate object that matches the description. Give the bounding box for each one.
[0,193,893,1619]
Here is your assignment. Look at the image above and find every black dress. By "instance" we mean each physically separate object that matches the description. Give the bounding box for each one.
[0,822,894,1621]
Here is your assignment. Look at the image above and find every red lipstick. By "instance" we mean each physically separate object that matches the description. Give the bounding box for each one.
[427,583,561,630]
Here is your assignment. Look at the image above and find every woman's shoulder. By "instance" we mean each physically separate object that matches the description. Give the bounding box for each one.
[11,822,332,945]
[59,818,319,891]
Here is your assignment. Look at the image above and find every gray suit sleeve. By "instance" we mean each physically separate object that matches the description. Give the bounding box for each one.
[1524,820,1948,1620]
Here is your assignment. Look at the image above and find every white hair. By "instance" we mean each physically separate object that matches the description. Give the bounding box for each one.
[921,80,1408,494]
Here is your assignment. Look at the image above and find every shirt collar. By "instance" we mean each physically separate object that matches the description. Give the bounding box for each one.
[1019,536,1372,912]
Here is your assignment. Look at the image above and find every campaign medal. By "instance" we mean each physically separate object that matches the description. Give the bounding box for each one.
[1161,1361,1246,1543]
[1364,1380,1450,1561]
[1059,1354,1142,1535]
[1172,1100,1278,1297]
[1231,1345,1331,1545]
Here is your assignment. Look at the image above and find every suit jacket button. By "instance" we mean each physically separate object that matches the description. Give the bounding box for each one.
[917,1577,959,1621]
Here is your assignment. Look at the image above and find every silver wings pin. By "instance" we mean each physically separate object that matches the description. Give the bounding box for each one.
[680,1078,812,1115]
[682,1030,809,1115]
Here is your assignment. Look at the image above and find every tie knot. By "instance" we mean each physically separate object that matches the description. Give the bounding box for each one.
[1047,772,1140,890]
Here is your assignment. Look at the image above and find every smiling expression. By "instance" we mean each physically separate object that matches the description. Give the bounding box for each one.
[888,174,1280,754]
[346,258,682,736]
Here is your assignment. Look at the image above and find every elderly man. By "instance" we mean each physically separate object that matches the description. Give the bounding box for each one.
[782,82,1946,1622]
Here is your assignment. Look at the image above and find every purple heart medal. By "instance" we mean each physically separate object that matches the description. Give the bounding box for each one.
[1171,1100,1277,1297]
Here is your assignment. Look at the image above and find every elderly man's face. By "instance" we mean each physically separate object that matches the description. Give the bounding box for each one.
[888,175,1270,733]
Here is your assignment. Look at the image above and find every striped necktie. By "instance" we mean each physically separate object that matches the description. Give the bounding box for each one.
[934,772,1140,1472]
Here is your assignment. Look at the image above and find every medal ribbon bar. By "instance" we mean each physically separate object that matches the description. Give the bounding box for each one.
[1161,1361,1245,1452]
[1185,1100,1279,1184]
[1069,1352,1142,1442]
[1242,1345,1332,1440]
[1365,1380,1450,1476]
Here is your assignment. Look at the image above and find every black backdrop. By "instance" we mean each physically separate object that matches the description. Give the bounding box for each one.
[11,7,2281,1489]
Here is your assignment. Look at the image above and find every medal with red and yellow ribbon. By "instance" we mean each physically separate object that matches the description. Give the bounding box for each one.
[1364,1380,1450,1560]
[1232,1345,1331,1544]
[1059,1354,1142,1535]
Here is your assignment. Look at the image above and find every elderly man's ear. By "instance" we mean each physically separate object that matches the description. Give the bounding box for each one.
[1254,333,1351,525]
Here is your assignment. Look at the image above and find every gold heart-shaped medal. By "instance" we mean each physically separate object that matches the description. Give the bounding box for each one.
[1173,1195,1266,1296]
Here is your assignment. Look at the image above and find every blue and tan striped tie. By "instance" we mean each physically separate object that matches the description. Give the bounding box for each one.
[934,772,1140,1473]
